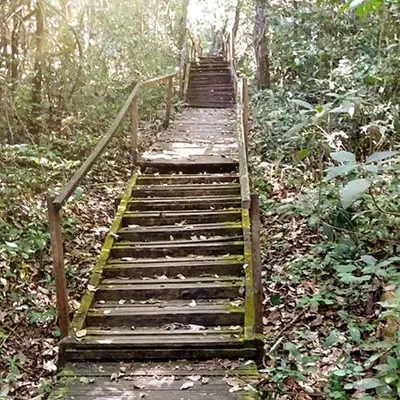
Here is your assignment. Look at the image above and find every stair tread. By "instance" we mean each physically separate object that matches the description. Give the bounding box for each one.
[107,254,244,265]
[101,276,243,285]
[85,326,243,335]
[119,222,242,232]
[124,209,241,217]
[133,183,239,190]
[89,303,244,315]
[66,334,244,347]
[116,235,242,245]
[129,195,240,201]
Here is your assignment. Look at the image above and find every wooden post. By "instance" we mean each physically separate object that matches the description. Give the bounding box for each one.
[164,76,174,128]
[242,78,249,154]
[47,197,70,338]
[250,193,263,335]
[131,92,139,164]
[180,62,186,98]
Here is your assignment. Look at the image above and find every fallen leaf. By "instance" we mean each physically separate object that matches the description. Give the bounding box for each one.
[75,329,87,338]
[189,300,197,307]
[180,381,194,390]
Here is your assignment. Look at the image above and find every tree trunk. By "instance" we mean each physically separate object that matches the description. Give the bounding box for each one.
[31,0,45,135]
[253,0,270,89]
[232,0,242,59]
[11,15,20,92]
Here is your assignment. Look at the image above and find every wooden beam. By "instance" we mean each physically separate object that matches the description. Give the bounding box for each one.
[131,89,139,164]
[53,84,141,209]
[250,194,263,335]
[47,197,70,337]
[242,78,249,153]
[142,72,177,88]
[164,76,174,128]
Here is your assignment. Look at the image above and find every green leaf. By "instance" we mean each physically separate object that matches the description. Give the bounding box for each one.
[340,179,371,209]
[290,99,314,109]
[323,330,339,347]
[387,356,398,369]
[332,369,347,377]
[361,255,377,265]
[286,121,308,137]
[331,151,356,164]
[5,241,18,249]
[344,383,355,390]
[364,165,379,174]
[325,164,357,180]
[297,148,310,163]
[373,364,393,373]
[350,0,365,9]
[349,326,361,344]
[285,342,301,359]
[335,264,358,273]
[355,378,385,390]
[365,151,399,164]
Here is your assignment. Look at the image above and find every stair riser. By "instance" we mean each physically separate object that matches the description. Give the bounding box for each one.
[131,188,239,198]
[187,97,235,102]
[189,79,232,84]
[127,199,241,211]
[187,104,235,109]
[117,227,243,242]
[86,309,244,326]
[110,243,244,258]
[103,263,244,279]
[137,176,238,185]
[63,347,256,363]
[122,213,241,226]
[141,163,238,175]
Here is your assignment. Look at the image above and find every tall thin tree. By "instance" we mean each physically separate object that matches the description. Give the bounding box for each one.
[253,0,270,89]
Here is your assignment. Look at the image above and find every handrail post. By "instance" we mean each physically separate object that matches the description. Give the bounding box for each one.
[131,89,139,165]
[242,78,249,153]
[250,193,263,335]
[47,197,70,338]
[164,76,174,128]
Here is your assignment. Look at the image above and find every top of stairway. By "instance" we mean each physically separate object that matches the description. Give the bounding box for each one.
[140,107,238,170]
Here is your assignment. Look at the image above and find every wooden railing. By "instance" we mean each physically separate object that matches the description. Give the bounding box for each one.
[221,32,263,338]
[47,71,177,338]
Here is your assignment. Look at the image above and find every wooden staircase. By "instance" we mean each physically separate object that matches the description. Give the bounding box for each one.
[49,55,262,399]
[187,56,236,108]
[60,167,260,364]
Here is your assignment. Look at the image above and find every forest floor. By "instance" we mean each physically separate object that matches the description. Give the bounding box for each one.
[0,106,170,398]
[1,104,398,400]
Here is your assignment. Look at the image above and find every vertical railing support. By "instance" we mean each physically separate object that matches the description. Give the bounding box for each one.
[47,197,70,338]
[250,193,263,335]
[242,78,249,154]
[131,90,139,165]
[164,76,174,128]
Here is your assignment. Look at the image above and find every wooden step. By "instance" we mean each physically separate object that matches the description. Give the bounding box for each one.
[127,195,241,211]
[131,183,240,198]
[117,222,243,241]
[96,277,244,302]
[103,255,245,278]
[122,209,242,226]
[139,161,238,175]
[111,238,244,258]
[137,173,238,185]
[86,302,244,326]
[187,103,235,109]
[65,330,244,349]
[62,346,257,363]
[50,361,261,397]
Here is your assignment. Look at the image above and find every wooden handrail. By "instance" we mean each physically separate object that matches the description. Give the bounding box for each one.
[48,70,178,337]
[53,84,141,209]
[142,72,177,87]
